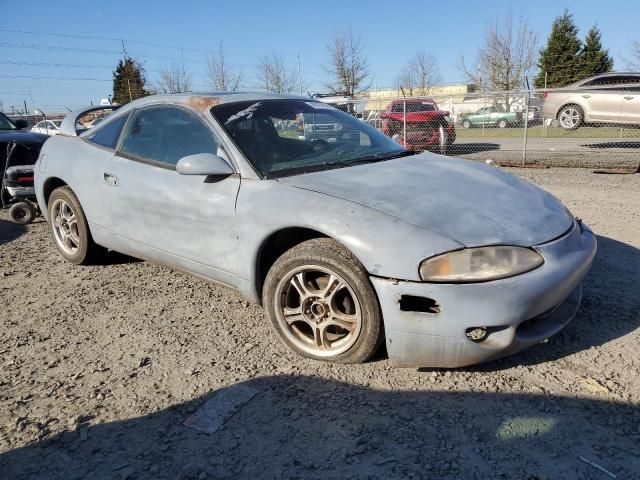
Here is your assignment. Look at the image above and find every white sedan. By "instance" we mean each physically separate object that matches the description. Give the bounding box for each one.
[31,120,62,136]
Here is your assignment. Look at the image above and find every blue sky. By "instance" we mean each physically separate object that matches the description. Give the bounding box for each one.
[1,0,639,113]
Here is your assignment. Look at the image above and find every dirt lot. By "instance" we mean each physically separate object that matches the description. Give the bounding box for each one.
[1,168,639,480]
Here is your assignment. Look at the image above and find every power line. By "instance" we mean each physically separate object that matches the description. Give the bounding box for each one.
[0,74,111,82]
[0,60,114,69]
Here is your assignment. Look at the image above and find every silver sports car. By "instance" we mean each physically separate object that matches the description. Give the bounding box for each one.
[34,93,597,368]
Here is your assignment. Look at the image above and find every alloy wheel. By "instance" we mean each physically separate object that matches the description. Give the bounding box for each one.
[51,198,80,255]
[559,107,580,129]
[274,265,362,357]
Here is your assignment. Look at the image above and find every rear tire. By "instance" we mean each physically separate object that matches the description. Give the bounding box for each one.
[48,186,103,265]
[263,238,383,364]
[462,120,471,129]
[557,104,583,130]
[9,202,36,225]
[497,119,508,128]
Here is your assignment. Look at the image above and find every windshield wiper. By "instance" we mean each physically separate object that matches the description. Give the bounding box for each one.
[325,149,416,167]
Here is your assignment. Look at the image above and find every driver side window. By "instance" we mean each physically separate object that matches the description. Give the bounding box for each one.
[119,106,218,167]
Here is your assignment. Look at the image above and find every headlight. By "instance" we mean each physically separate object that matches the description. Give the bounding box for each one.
[419,246,544,283]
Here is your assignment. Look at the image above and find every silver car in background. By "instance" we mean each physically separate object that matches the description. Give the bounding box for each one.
[35,93,596,368]
[541,72,640,130]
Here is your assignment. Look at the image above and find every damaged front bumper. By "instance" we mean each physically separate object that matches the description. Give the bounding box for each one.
[371,221,597,368]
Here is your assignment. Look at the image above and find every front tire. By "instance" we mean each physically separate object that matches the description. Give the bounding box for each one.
[48,186,103,265]
[263,238,383,364]
[497,119,508,128]
[462,120,471,129]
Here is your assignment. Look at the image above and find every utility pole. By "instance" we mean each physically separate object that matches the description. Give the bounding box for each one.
[27,87,35,113]
[297,53,302,96]
[127,78,133,102]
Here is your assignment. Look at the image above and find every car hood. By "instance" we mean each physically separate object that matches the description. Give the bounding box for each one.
[278,153,573,247]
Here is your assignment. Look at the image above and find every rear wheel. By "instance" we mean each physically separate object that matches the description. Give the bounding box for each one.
[497,119,508,128]
[462,119,471,129]
[263,238,383,363]
[48,186,103,265]
[9,202,36,225]
[558,105,583,130]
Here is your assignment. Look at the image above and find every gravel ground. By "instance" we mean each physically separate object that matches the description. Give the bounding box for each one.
[1,168,639,480]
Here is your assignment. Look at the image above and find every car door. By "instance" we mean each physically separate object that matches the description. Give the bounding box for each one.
[486,107,499,125]
[101,104,241,285]
[617,75,640,125]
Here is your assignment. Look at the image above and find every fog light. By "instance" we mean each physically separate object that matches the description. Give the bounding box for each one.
[466,327,488,342]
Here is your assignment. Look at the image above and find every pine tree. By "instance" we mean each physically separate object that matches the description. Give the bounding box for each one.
[578,26,613,79]
[534,11,582,88]
[112,57,150,105]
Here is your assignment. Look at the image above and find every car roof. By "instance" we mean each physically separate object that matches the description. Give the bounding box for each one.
[114,91,311,114]
[573,71,640,86]
[391,97,435,103]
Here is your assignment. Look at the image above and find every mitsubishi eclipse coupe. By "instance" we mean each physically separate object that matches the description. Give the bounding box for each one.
[34,93,597,368]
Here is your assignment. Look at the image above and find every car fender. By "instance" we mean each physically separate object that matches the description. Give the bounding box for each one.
[234,178,463,301]
[34,135,100,222]
[554,98,588,120]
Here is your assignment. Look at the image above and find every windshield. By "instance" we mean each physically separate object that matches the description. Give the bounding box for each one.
[211,99,407,178]
[0,112,17,130]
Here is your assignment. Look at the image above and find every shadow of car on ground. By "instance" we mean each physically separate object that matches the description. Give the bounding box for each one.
[582,141,640,149]
[446,142,501,155]
[0,218,26,246]
[1,375,638,479]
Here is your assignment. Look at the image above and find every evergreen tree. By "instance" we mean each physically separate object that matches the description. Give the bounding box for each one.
[112,57,150,105]
[578,26,613,79]
[534,11,582,88]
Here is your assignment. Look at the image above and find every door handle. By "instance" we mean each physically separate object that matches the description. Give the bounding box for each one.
[103,172,119,186]
[624,96,634,100]
[581,95,591,98]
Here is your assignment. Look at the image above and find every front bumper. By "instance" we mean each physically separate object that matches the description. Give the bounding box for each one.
[372,221,597,368]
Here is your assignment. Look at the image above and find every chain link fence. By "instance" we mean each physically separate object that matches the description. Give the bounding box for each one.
[327,87,640,170]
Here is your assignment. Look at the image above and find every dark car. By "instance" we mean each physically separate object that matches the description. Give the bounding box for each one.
[1,112,49,221]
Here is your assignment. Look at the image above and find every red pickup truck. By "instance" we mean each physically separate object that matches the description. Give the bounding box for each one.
[379,98,456,153]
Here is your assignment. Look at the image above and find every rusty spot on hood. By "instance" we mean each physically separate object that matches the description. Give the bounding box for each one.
[184,96,221,112]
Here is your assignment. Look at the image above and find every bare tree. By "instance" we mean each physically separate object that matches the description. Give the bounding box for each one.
[400,50,441,95]
[325,28,371,96]
[627,40,640,69]
[207,42,243,91]
[459,12,537,110]
[156,61,192,94]
[256,52,297,94]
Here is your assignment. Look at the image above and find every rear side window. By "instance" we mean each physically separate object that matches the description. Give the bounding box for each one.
[119,106,218,167]
[87,114,129,149]
[582,75,640,87]
[406,102,435,112]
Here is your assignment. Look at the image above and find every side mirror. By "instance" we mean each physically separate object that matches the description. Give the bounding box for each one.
[14,119,28,129]
[176,153,234,176]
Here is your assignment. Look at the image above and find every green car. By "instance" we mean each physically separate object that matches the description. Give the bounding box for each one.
[460,106,523,128]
